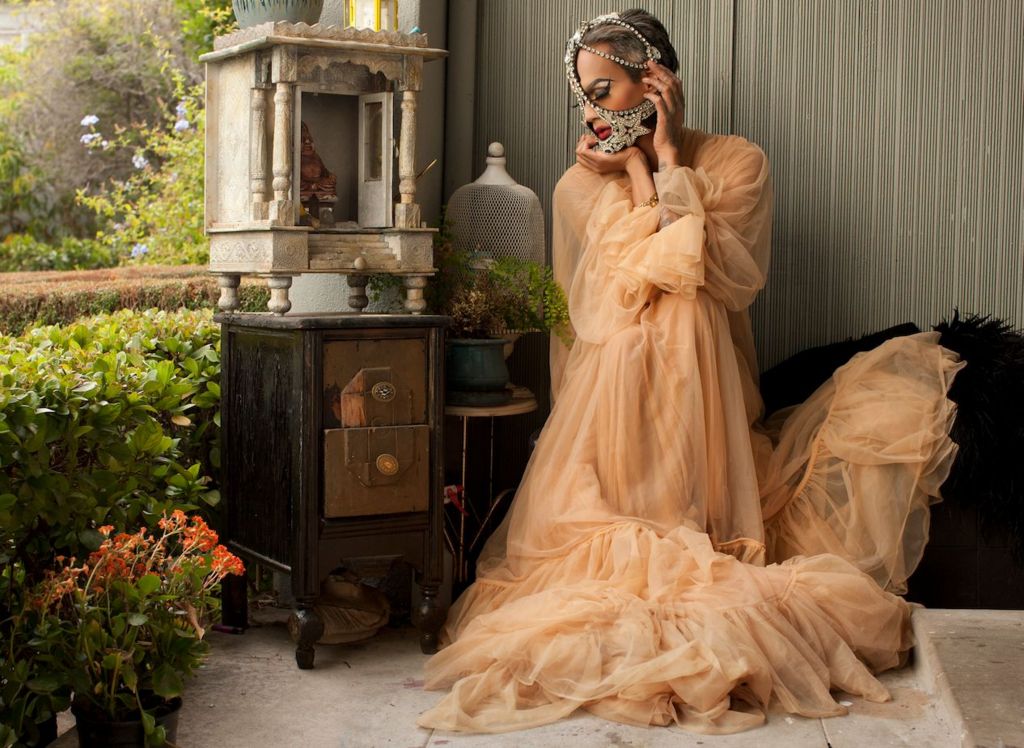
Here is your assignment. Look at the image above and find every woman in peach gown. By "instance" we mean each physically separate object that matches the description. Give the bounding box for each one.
[419,9,961,735]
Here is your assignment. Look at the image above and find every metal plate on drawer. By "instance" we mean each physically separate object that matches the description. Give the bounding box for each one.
[323,425,429,517]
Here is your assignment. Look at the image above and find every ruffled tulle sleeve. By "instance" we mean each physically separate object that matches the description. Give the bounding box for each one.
[656,138,772,312]
[549,136,772,400]
[552,139,772,351]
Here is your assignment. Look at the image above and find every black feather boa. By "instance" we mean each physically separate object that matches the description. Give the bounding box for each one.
[933,311,1024,562]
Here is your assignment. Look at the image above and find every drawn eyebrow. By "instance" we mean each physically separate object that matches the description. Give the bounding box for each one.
[583,78,612,96]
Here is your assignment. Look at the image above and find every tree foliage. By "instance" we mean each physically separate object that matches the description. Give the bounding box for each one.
[0,0,236,266]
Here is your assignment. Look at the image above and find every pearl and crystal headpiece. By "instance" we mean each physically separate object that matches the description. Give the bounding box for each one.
[564,13,662,154]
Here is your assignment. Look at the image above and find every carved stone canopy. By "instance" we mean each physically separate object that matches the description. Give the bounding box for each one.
[201,21,447,92]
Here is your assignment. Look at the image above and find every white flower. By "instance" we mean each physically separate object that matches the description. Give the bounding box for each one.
[80,132,100,145]
[130,243,149,258]
[132,154,149,170]
[80,114,99,127]
[100,140,109,149]
[173,119,190,132]
[175,101,188,118]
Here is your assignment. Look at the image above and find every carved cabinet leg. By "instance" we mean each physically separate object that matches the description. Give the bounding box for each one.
[403,275,428,315]
[217,274,242,312]
[416,583,445,654]
[347,274,369,311]
[288,607,324,670]
[267,275,292,315]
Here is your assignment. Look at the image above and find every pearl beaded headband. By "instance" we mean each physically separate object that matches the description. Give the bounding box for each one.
[564,13,662,154]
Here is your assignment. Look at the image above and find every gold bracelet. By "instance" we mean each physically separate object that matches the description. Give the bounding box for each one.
[637,192,659,209]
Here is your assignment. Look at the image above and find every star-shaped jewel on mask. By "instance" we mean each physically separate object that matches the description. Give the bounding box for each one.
[591,100,656,154]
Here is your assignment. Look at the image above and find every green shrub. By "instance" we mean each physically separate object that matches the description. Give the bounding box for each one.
[0,266,269,335]
[0,234,118,273]
[78,83,209,266]
[0,307,235,744]
[0,309,225,577]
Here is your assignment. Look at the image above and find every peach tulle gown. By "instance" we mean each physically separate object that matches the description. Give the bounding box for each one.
[418,130,962,734]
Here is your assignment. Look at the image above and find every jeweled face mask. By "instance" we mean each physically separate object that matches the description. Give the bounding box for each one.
[565,13,661,154]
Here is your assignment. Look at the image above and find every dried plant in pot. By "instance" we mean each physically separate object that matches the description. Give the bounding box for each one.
[428,222,571,407]
[26,512,245,747]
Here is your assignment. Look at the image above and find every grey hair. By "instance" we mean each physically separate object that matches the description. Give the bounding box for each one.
[580,9,679,82]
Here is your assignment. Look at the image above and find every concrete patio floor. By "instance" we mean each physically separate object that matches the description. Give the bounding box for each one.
[53,608,1022,747]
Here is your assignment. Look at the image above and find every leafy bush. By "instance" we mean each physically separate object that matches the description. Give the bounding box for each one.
[0,234,118,273]
[0,266,269,335]
[173,0,236,60]
[0,0,234,272]
[0,308,225,581]
[0,306,244,744]
[78,85,208,266]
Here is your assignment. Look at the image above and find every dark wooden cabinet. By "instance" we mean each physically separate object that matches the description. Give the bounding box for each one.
[216,312,448,668]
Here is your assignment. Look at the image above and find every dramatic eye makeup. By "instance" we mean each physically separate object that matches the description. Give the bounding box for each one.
[585,78,612,100]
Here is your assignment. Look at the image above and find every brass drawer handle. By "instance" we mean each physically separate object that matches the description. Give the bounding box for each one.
[375,453,400,476]
[371,381,396,402]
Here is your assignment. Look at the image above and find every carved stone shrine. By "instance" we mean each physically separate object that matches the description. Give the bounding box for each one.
[201,23,447,314]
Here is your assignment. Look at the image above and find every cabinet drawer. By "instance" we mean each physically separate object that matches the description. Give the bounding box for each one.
[323,338,426,428]
[323,425,429,517]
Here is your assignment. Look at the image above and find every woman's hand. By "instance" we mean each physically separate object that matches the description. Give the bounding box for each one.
[575,135,645,175]
[642,60,686,170]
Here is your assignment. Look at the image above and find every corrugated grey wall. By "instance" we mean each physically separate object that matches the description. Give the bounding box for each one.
[469,0,1024,369]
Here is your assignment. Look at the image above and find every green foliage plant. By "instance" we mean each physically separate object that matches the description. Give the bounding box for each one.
[0,308,224,584]
[0,234,118,274]
[0,308,236,745]
[77,82,208,266]
[26,512,244,745]
[0,565,69,748]
[173,0,237,59]
[3,0,202,205]
[426,218,571,342]
[0,39,61,243]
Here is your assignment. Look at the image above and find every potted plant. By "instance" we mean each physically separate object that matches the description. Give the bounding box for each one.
[26,511,244,747]
[427,222,571,406]
[1,565,69,748]
[231,0,324,28]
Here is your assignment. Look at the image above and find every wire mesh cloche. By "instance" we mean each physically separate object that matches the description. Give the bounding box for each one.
[445,143,545,263]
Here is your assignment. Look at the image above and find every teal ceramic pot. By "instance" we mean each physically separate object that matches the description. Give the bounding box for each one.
[232,0,324,27]
[446,338,513,407]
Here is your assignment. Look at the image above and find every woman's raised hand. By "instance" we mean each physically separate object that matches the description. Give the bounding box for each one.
[575,134,646,175]
[642,60,686,170]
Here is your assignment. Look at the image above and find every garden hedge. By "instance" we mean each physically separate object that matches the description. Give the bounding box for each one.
[0,265,268,335]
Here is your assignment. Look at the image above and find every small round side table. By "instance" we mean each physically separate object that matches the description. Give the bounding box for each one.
[445,388,538,586]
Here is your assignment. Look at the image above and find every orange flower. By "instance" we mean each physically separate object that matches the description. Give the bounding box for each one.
[211,545,245,577]
[157,509,188,531]
[98,525,114,537]
[184,515,218,552]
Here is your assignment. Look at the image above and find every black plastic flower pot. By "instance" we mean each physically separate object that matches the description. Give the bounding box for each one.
[71,697,181,748]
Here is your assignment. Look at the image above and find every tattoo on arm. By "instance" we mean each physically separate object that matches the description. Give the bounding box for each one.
[658,206,678,230]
